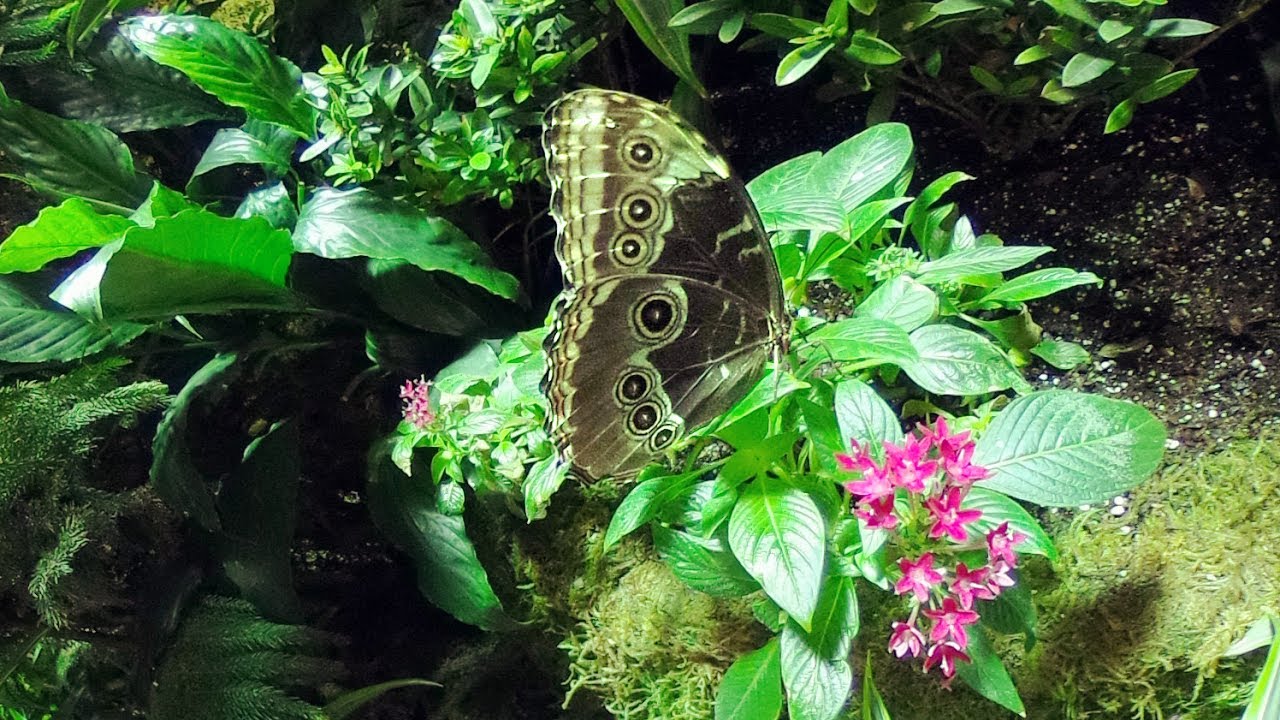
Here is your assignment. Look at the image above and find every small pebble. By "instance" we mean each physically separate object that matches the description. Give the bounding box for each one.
[1119,525,1134,535]
[1109,505,1126,517]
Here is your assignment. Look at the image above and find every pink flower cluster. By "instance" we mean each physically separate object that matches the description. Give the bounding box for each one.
[400,376,435,430]
[836,418,1026,685]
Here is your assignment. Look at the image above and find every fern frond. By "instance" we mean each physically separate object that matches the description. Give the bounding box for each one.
[27,514,89,629]
[63,381,170,430]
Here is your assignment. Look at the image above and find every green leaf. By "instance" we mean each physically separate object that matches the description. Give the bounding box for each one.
[190,120,297,181]
[0,198,133,273]
[776,40,835,86]
[1013,45,1052,65]
[367,437,511,630]
[973,390,1166,506]
[45,30,237,133]
[780,620,852,720]
[728,476,825,628]
[1030,339,1090,370]
[1061,52,1115,87]
[0,89,152,214]
[362,260,520,337]
[1104,99,1136,134]
[834,378,903,453]
[904,170,971,243]
[980,582,1037,650]
[54,208,295,320]
[1133,68,1199,103]
[1041,78,1079,104]
[605,468,705,550]
[961,487,1057,560]
[914,246,1052,284]
[856,276,938,331]
[1143,18,1216,38]
[654,525,760,597]
[808,576,858,660]
[954,628,1025,716]
[323,679,441,720]
[862,654,891,720]
[670,0,734,33]
[294,187,520,300]
[1042,0,1096,26]
[150,353,238,532]
[614,0,708,97]
[720,432,802,485]
[1242,618,1280,720]
[904,325,1024,395]
[807,317,918,369]
[523,454,569,522]
[969,65,1004,93]
[235,182,298,229]
[811,123,913,214]
[67,0,120,50]
[748,152,844,233]
[716,369,809,433]
[217,419,304,621]
[120,14,316,136]
[1098,19,1134,42]
[845,34,902,66]
[0,278,144,362]
[976,268,1101,305]
[715,639,783,720]
[750,13,822,39]
[931,0,986,14]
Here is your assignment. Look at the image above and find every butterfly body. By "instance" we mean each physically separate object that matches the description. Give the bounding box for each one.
[543,89,787,481]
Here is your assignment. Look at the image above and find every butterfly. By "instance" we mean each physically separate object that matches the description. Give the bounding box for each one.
[542,89,788,481]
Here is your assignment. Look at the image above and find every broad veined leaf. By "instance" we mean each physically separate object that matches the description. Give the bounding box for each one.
[807,576,858,660]
[719,432,802,485]
[294,187,520,300]
[904,170,971,243]
[361,259,523,337]
[121,14,316,137]
[975,268,1101,306]
[0,198,133,272]
[904,324,1024,395]
[654,525,759,597]
[235,182,298,230]
[954,627,1025,716]
[216,419,304,621]
[913,246,1052,284]
[979,582,1037,650]
[523,454,569,522]
[715,368,809,432]
[798,387,843,474]
[806,317,918,369]
[0,87,152,214]
[1031,339,1090,370]
[0,277,145,362]
[190,120,297,182]
[715,638,783,720]
[973,390,1165,507]
[834,378,903,453]
[960,486,1057,560]
[811,123,913,214]
[728,475,825,628]
[780,620,853,720]
[856,275,937,331]
[1061,52,1115,87]
[150,352,238,532]
[367,437,511,630]
[748,152,844,232]
[614,0,707,96]
[605,468,706,550]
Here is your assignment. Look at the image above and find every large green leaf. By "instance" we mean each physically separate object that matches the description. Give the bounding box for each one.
[1061,52,1115,87]
[728,476,825,628]
[806,317,917,370]
[367,438,511,630]
[810,124,913,214]
[856,276,937,331]
[975,267,1101,306]
[913,246,1052,284]
[903,325,1024,395]
[43,31,235,132]
[954,628,1025,716]
[52,208,295,320]
[605,468,705,550]
[362,259,522,337]
[747,152,844,233]
[653,525,759,597]
[190,120,297,181]
[0,88,152,214]
[150,352,238,532]
[120,14,316,137]
[973,390,1165,506]
[0,277,144,362]
[216,419,304,622]
[614,0,707,96]
[715,639,783,720]
[780,620,852,720]
[294,187,520,300]
[807,576,858,660]
[960,487,1057,560]
[0,198,133,273]
[834,378,903,453]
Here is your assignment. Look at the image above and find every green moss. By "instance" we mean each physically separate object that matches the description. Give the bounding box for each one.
[209,0,273,34]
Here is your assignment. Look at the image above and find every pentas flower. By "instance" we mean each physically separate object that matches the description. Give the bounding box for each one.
[836,417,1029,685]
[400,377,435,430]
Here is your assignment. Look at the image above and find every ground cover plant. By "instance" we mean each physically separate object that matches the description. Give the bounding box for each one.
[0,0,1277,719]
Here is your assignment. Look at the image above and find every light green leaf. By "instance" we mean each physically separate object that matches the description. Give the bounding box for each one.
[670,0,735,33]
[0,198,133,273]
[523,455,569,522]
[811,123,914,215]
[615,0,707,96]
[1105,99,1136,134]
[1061,52,1115,87]
[120,14,316,136]
[716,369,809,432]
[862,654,891,720]
[190,120,297,181]
[294,187,520,300]
[904,324,1024,395]
[1042,0,1096,26]
[715,639,783,720]
[856,276,938,331]
[960,487,1057,560]
[780,620,852,720]
[845,34,902,66]
[973,390,1166,506]
[1098,19,1134,42]
[931,0,986,14]
[954,628,1025,716]
[131,181,199,227]
[904,170,972,243]
[808,576,858,660]
[776,40,835,86]
[0,278,145,362]
[914,246,1052,284]
[1013,45,1052,65]
[1242,618,1280,720]
[977,268,1101,305]
[834,378,903,452]
[323,679,442,720]
[1133,69,1199,103]
[729,476,825,628]
[605,468,705,549]
[654,525,759,597]
[1030,339,1090,370]
[807,317,918,369]
[748,152,844,233]
[1143,18,1216,38]
[235,182,298,229]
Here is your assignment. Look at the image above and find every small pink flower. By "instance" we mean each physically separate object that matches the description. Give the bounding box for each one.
[895,553,944,602]
[840,450,895,500]
[920,417,990,485]
[949,562,996,609]
[855,494,898,529]
[925,486,983,543]
[924,596,980,647]
[889,620,926,658]
[883,435,938,493]
[986,560,1016,595]
[924,642,970,683]
[400,376,435,430]
[986,522,1027,566]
